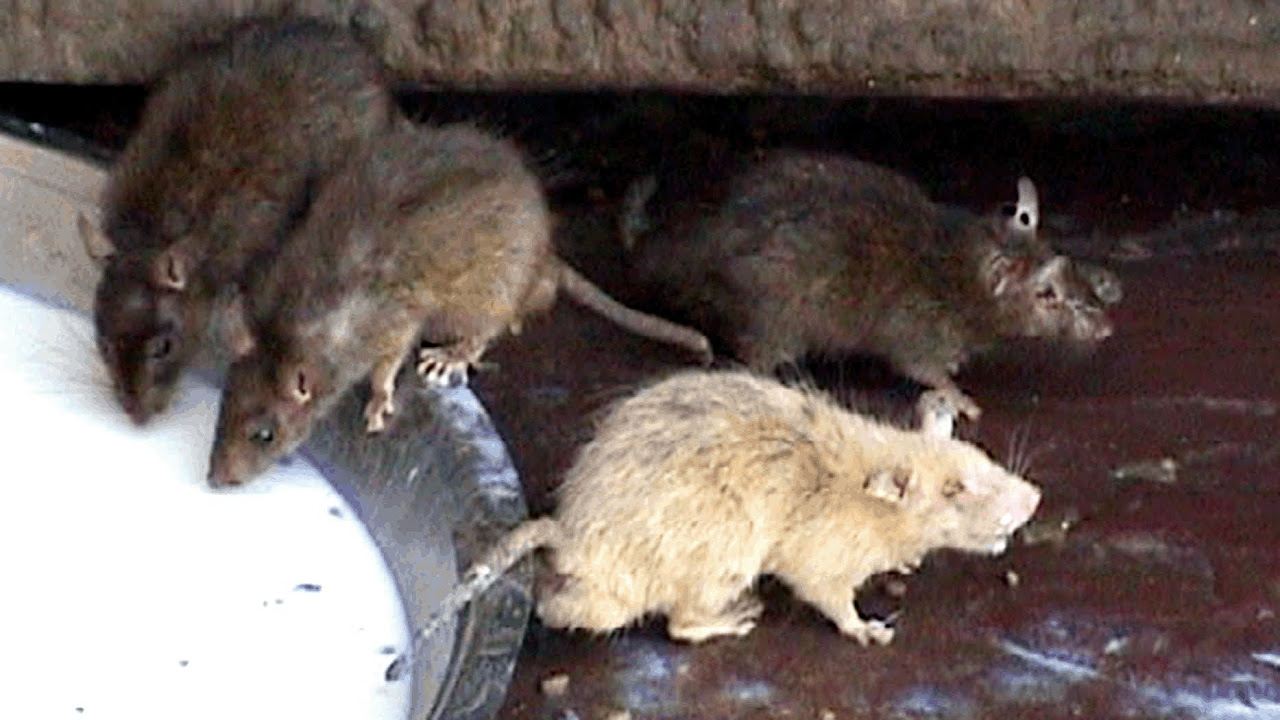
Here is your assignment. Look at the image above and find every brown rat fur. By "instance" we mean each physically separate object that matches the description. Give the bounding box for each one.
[400,368,1041,648]
[622,148,1116,419]
[80,17,399,424]
[208,123,710,488]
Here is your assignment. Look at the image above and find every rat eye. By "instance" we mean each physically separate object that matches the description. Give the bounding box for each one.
[146,334,174,360]
[942,478,966,499]
[249,425,275,446]
[1035,284,1060,302]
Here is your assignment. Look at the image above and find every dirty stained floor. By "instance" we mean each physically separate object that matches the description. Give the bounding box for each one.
[6,90,1277,719]
[458,98,1280,720]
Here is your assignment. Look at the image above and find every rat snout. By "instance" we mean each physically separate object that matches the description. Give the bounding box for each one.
[1091,313,1114,342]
[1010,483,1043,531]
[206,456,244,489]
[1075,306,1114,343]
[123,399,148,426]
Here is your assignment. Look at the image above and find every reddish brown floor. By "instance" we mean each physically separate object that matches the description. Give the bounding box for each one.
[458,101,1280,720]
[477,250,1279,720]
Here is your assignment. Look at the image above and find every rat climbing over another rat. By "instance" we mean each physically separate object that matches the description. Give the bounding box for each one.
[620,149,1115,419]
[385,369,1040,671]
[207,123,711,488]
[79,17,400,424]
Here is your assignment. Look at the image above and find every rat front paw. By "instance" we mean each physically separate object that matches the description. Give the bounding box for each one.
[363,393,396,433]
[930,385,980,421]
[841,617,895,646]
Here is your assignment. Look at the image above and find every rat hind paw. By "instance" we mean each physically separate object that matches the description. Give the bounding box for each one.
[839,616,895,646]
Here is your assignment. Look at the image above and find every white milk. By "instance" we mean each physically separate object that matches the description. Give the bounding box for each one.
[0,287,413,720]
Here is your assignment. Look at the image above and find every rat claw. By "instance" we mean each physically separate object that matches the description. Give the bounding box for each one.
[416,347,472,387]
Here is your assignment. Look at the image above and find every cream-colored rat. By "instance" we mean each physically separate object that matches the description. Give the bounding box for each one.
[391,368,1041,663]
[207,123,710,488]
[81,17,399,424]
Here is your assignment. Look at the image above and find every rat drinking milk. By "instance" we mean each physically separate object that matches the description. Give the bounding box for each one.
[207,122,710,488]
[80,17,399,423]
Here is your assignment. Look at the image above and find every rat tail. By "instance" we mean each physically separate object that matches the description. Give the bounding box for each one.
[410,518,562,643]
[385,518,563,681]
[552,258,713,363]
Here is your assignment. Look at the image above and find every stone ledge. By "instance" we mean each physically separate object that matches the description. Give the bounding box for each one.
[2,1,1278,104]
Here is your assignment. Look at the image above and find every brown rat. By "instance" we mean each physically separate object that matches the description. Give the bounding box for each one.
[79,17,399,424]
[621,149,1115,419]
[207,122,710,488]
[390,368,1041,657]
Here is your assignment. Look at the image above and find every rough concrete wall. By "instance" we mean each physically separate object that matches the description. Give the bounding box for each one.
[2,0,1278,103]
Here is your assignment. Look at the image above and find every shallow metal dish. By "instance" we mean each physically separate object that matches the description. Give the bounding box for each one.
[0,121,533,720]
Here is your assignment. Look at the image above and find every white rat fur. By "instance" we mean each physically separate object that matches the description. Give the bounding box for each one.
[398,370,1041,662]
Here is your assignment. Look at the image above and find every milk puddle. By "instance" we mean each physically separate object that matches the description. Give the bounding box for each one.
[0,286,413,720]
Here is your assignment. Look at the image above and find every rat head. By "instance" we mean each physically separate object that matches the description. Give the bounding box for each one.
[864,437,1042,556]
[983,252,1114,345]
[207,347,328,489]
[82,214,204,424]
[206,303,331,488]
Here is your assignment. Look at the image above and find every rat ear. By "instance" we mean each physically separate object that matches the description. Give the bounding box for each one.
[151,246,188,290]
[984,252,1034,297]
[279,360,316,405]
[1032,255,1070,288]
[77,212,116,264]
[1009,177,1039,233]
[863,467,914,504]
[220,292,257,358]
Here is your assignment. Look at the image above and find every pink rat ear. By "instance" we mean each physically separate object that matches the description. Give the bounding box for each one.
[1009,176,1039,233]
[77,212,116,264]
[220,292,257,358]
[280,361,315,405]
[151,246,188,291]
[863,467,914,504]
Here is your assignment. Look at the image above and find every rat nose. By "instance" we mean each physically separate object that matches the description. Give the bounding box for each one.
[122,396,148,425]
[207,463,241,489]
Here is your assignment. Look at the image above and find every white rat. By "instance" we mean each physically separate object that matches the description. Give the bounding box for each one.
[388,369,1041,678]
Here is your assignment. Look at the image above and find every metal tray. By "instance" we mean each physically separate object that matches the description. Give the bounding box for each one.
[0,120,533,720]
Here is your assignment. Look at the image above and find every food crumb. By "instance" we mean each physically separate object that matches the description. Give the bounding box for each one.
[329,506,343,517]
[1004,570,1020,588]
[379,645,397,655]
[1110,457,1178,484]
[541,672,570,697]
[884,578,908,597]
[178,660,189,667]
[294,583,322,592]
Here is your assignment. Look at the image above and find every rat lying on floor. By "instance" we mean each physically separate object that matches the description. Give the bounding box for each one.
[387,367,1042,678]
